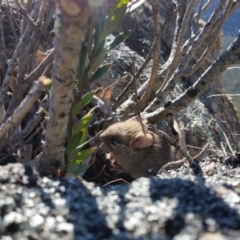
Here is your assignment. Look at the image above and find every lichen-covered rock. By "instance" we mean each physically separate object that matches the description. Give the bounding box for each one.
[1,162,240,239]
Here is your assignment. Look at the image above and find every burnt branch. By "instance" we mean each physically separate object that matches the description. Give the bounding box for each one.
[144,30,240,124]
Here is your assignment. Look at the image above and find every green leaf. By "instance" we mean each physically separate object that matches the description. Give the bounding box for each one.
[73,147,97,162]
[67,148,96,174]
[71,102,82,119]
[68,162,90,174]
[87,49,107,75]
[80,92,95,108]
[79,43,88,79]
[94,18,105,46]
[93,0,129,47]
[89,63,112,83]
[106,3,128,35]
[91,35,105,58]
[107,31,131,51]
[72,113,92,136]
[77,163,91,173]
[70,128,89,157]
[79,128,88,146]
[71,92,94,118]
[96,39,106,57]
[67,161,81,174]
[67,132,81,154]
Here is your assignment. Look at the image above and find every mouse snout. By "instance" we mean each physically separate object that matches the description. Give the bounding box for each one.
[99,132,106,142]
[93,130,107,147]
[93,134,102,147]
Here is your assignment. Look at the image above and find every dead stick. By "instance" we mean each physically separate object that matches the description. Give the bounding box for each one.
[0,76,51,143]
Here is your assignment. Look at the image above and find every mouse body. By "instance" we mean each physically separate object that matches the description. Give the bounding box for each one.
[99,118,172,178]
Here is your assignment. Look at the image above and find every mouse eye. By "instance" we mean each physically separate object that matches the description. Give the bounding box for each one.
[109,137,118,145]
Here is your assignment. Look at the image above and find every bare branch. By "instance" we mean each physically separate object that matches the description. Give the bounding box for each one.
[194,0,204,26]
[138,0,160,110]
[14,0,38,28]
[17,0,51,84]
[144,0,236,113]
[160,0,199,88]
[3,3,19,46]
[0,4,6,82]
[144,30,240,124]
[0,5,6,124]
[0,0,46,119]
[114,41,156,109]
[182,0,228,69]
[194,0,213,19]
[21,0,33,34]
[40,2,92,176]
[183,0,234,77]
[10,98,48,148]
[4,49,54,121]
[116,3,176,116]
[160,0,198,88]
[0,77,51,144]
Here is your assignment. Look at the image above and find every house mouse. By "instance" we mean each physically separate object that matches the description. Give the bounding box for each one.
[99,117,172,179]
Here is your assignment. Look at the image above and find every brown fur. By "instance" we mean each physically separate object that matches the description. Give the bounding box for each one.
[100,119,172,178]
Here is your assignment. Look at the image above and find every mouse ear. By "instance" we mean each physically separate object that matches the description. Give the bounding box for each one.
[130,132,155,149]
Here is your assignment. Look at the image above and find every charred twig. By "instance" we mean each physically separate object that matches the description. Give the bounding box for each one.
[158,158,188,173]
[192,143,209,161]
[104,178,130,186]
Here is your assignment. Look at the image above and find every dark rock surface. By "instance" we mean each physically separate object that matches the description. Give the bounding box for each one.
[1,161,240,240]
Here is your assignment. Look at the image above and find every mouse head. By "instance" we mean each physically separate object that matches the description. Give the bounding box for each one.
[99,117,155,152]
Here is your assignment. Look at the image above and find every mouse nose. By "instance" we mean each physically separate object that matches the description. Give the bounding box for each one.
[94,131,105,146]
[99,131,107,141]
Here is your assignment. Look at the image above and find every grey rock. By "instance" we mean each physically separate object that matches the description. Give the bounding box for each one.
[1,163,240,239]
